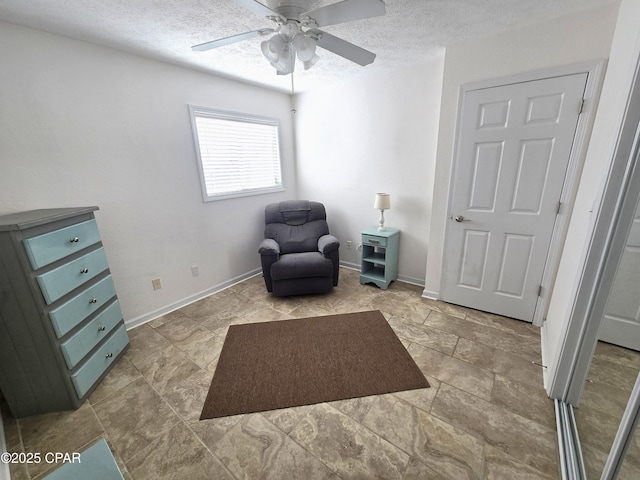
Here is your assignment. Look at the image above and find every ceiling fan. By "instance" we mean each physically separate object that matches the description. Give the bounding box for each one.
[192,0,386,75]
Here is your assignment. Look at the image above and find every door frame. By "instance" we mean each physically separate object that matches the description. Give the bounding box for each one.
[441,60,606,326]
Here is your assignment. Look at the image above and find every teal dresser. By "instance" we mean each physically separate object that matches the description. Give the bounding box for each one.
[0,207,129,417]
[360,227,400,289]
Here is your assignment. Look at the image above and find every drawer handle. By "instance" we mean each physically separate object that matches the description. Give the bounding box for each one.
[80,268,89,274]
[89,298,98,304]
[369,239,380,244]
[98,326,106,332]
[105,353,113,358]
[70,237,80,243]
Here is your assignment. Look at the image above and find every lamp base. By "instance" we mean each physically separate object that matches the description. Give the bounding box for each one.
[378,210,386,231]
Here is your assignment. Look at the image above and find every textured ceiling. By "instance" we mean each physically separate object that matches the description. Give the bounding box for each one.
[0,0,619,93]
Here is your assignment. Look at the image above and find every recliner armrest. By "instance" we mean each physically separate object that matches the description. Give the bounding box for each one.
[318,234,340,255]
[259,238,280,255]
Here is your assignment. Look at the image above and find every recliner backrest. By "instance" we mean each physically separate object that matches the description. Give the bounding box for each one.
[264,201,330,254]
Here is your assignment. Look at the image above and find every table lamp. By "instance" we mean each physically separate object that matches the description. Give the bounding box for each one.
[374,193,391,231]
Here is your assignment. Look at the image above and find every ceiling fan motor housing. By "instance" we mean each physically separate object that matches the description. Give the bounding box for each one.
[266,0,314,20]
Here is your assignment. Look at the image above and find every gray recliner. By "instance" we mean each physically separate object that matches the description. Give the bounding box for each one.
[259,200,340,296]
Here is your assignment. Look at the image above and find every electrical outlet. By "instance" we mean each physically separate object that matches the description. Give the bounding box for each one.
[152,277,162,290]
[191,265,199,277]
[346,240,352,250]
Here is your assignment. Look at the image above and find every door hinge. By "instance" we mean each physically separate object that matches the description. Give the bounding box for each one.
[556,201,562,215]
[579,98,585,114]
[538,285,543,297]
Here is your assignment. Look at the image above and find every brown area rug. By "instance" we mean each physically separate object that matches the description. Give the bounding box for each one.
[200,310,429,419]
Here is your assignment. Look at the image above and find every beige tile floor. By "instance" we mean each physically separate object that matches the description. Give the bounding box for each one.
[3,267,559,479]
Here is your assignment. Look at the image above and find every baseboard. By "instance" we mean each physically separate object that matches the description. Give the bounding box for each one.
[421,289,439,300]
[540,324,551,392]
[398,274,425,287]
[125,263,427,331]
[124,268,262,330]
[339,261,360,271]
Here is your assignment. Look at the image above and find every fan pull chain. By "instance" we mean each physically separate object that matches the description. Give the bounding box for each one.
[290,70,297,114]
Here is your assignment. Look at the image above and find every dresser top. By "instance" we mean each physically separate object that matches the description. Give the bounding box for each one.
[0,207,99,232]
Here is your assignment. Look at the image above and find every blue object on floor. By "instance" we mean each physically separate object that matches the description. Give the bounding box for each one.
[43,439,124,480]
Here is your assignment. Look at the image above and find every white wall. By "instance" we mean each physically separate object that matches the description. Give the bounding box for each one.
[425,4,620,296]
[294,54,445,285]
[544,0,640,388]
[0,4,623,329]
[0,22,296,325]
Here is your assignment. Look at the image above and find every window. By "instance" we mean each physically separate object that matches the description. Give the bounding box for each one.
[189,105,284,201]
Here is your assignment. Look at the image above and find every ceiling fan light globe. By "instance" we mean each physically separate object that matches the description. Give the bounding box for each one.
[273,63,294,74]
[298,44,317,62]
[303,53,320,70]
[270,44,294,74]
[261,34,287,62]
[261,40,275,61]
[291,32,316,51]
[292,33,316,62]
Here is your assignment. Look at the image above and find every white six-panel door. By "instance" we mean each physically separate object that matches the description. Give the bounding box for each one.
[599,205,640,350]
[442,73,588,322]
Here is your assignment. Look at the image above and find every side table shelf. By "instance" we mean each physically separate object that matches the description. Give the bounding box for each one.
[360,227,400,290]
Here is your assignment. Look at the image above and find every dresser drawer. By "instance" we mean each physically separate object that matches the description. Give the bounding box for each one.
[49,275,117,338]
[36,248,108,305]
[362,234,387,247]
[71,324,128,398]
[23,220,101,270]
[60,301,123,368]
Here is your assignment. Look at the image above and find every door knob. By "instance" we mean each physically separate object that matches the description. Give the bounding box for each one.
[454,215,469,222]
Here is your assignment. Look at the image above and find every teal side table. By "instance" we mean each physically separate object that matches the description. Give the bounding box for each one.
[360,227,400,289]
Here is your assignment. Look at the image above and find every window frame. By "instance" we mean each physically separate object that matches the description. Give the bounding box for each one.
[188,105,285,202]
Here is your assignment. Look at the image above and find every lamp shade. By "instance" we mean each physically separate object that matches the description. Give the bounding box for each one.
[374,193,391,210]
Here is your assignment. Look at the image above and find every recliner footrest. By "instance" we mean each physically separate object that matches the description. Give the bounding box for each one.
[270,252,333,281]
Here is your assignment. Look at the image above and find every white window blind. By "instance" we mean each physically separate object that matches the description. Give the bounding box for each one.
[189,106,284,201]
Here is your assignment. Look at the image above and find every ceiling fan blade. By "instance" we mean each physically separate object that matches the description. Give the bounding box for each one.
[305,0,385,28]
[192,29,274,51]
[232,0,283,19]
[310,29,376,66]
